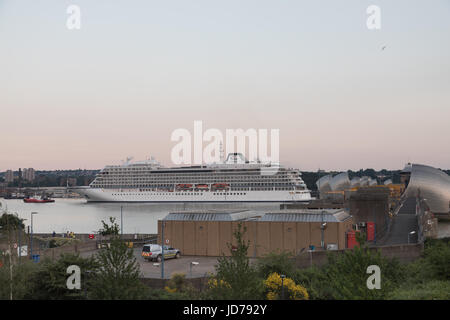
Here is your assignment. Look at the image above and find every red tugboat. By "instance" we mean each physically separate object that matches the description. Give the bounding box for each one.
[24,193,55,203]
[24,198,55,203]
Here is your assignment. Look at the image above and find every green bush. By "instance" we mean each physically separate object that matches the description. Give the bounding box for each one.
[0,260,38,300]
[208,223,264,300]
[147,287,193,300]
[164,273,198,298]
[389,280,450,300]
[324,247,406,299]
[25,253,98,300]
[291,247,406,300]
[256,251,296,280]
[423,238,450,280]
[292,266,333,300]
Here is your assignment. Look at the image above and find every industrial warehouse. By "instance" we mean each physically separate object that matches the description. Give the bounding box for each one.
[157,209,353,257]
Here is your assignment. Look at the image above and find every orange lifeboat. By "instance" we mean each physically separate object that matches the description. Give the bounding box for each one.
[176,184,193,190]
[212,183,229,190]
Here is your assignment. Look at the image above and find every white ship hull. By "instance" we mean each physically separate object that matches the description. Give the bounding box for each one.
[71,187,312,203]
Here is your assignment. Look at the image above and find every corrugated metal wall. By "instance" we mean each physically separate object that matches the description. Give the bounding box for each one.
[158,218,354,257]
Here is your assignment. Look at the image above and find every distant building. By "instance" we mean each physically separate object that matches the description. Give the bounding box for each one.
[22,168,36,182]
[61,177,78,187]
[5,170,14,183]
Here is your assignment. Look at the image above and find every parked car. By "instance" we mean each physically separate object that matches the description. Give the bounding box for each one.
[141,244,181,262]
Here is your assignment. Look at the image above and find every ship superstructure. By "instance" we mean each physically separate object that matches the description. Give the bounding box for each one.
[71,153,312,203]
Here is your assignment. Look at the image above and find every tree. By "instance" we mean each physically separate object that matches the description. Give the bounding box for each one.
[98,217,120,236]
[305,246,405,300]
[423,238,450,280]
[0,213,25,231]
[25,253,98,300]
[256,251,296,279]
[208,223,264,300]
[88,238,148,299]
[0,260,37,300]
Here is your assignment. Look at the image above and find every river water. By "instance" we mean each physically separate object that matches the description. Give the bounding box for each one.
[0,199,280,234]
[2,199,449,238]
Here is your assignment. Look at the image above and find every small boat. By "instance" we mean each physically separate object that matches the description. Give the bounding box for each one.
[24,197,55,203]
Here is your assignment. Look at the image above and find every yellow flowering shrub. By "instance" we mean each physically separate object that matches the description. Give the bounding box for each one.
[264,272,309,300]
[164,273,193,293]
[208,278,231,289]
[164,286,177,293]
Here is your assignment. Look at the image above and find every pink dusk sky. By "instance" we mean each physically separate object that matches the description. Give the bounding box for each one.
[0,0,449,172]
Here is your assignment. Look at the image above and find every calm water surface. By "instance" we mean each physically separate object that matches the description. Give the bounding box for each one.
[0,199,279,234]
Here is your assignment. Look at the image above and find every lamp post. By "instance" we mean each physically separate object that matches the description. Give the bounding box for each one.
[280,274,286,300]
[30,212,38,260]
[84,270,92,299]
[120,206,123,240]
[190,261,199,277]
[408,231,416,244]
[320,222,327,249]
[161,220,165,279]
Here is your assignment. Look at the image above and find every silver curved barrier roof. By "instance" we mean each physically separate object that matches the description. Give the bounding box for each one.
[368,179,377,186]
[384,179,393,185]
[401,163,413,174]
[316,174,332,192]
[329,172,350,191]
[359,176,370,187]
[350,177,361,188]
[404,164,450,214]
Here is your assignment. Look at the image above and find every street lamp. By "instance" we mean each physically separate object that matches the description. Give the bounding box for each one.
[84,270,92,299]
[190,261,199,277]
[30,212,38,260]
[280,275,286,300]
[120,206,123,239]
[408,231,416,244]
[320,221,327,249]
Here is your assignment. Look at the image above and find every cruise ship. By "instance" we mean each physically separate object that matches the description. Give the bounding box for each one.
[71,153,312,203]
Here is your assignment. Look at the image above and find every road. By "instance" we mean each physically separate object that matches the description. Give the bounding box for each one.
[378,197,418,245]
[81,247,220,279]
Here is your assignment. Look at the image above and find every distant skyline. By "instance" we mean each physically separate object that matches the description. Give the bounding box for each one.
[1,0,449,171]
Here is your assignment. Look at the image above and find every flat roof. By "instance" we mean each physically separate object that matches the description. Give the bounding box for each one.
[163,208,350,223]
[259,209,350,222]
[163,209,262,221]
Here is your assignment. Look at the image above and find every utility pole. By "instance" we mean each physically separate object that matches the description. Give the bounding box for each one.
[321,210,324,249]
[280,275,285,300]
[18,227,21,265]
[120,206,123,240]
[30,212,38,261]
[6,213,13,300]
[161,220,165,279]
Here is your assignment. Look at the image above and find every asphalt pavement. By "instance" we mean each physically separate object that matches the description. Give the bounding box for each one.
[80,247,220,279]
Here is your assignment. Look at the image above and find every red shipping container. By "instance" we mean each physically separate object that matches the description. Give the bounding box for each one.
[346,230,360,249]
[367,222,375,241]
